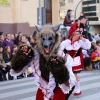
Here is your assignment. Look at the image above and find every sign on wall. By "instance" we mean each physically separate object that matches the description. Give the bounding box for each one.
[0,0,11,6]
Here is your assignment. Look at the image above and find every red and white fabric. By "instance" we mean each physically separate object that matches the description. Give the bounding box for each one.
[10,50,76,100]
[58,39,91,72]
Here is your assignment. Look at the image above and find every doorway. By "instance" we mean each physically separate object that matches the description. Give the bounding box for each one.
[45,0,52,24]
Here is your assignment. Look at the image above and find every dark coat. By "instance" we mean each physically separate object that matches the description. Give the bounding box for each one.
[63,15,72,26]
[3,52,12,63]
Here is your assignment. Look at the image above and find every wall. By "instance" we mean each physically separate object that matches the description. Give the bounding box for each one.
[52,0,59,25]
[0,0,38,35]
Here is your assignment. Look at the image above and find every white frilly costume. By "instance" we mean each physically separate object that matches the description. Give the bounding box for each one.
[10,50,76,100]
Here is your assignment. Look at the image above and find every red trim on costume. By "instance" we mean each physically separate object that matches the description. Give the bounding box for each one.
[33,61,49,83]
[72,64,82,72]
[66,49,84,72]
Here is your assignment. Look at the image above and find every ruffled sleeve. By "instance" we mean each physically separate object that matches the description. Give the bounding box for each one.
[59,54,76,94]
[44,73,56,100]
[79,39,91,50]
[10,62,31,77]
[58,40,69,58]
[10,50,39,78]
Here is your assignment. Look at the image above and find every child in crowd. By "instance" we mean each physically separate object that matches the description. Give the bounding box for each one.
[12,45,18,55]
[96,40,100,68]
[90,48,100,69]
[82,49,92,71]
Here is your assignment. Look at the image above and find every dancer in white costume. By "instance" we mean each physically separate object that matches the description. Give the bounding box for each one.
[58,30,91,96]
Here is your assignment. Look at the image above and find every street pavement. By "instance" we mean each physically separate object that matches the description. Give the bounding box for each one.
[0,70,100,100]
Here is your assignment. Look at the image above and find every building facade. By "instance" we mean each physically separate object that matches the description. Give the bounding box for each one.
[82,0,100,34]
[0,0,99,35]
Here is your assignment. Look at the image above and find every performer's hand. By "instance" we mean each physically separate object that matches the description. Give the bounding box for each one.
[2,64,7,68]
[51,58,58,64]
[80,35,85,41]
[21,45,32,57]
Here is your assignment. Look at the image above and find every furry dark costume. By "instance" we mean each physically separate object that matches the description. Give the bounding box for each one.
[11,45,34,72]
[39,54,69,84]
[36,24,69,84]
[11,24,74,100]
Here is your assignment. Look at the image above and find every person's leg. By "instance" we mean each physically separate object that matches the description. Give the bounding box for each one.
[74,73,81,96]
[53,87,66,100]
[85,57,92,71]
[91,61,95,69]
[0,66,3,81]
[84,57,88,70]
[36,88,44,100]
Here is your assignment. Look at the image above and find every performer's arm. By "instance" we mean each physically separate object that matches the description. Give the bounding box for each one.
[44,73,56,100]
[58,54,76,94]
[79,36,91,50]
[58,40,67,58]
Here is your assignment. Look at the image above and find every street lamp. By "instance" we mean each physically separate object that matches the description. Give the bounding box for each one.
[74,0,83,19]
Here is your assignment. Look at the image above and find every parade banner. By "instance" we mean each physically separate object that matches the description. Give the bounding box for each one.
[0,0,11,6]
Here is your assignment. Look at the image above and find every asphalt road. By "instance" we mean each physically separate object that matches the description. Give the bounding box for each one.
[0,70,100,100]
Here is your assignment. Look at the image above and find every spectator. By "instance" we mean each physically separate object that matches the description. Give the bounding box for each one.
[63,9,73,32]
[15,32,23,45]
[12,45,18,55]
[96,40,100,54]
[90,48,99,69]
[18,36,27,47]
[3,46,12,63]
[23,34,30,46]
[11,34,15,43]
[3,46,13,80]
[3,33,14,52]
[68,17,88,39]
[94,33,100,41]
[78,12,86,27]
[30,31,37,48]
[82,49,92,71]
[0,46,10,81]
[0,35,4,49]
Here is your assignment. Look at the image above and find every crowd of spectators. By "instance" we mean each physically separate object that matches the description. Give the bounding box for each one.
[1,31,100,81]
[0,32,35,81]
[82,33,100,71]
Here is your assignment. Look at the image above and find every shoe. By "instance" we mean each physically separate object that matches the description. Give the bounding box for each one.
[85,66,92,71]
[74,91,82,96]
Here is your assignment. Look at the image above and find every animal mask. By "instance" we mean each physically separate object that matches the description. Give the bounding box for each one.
[36,24,61,58]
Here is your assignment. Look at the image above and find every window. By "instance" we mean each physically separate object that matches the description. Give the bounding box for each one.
[59,0,65,6]
[88,17,98,21]
[82,6,96,12]
[68,0,73,2]
[97,0,99,3]
[84,12,96,16]
[82,0,96,5]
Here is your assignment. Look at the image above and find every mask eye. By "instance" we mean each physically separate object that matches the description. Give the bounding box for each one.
[43,38,45,40]
[49,37,52,40]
